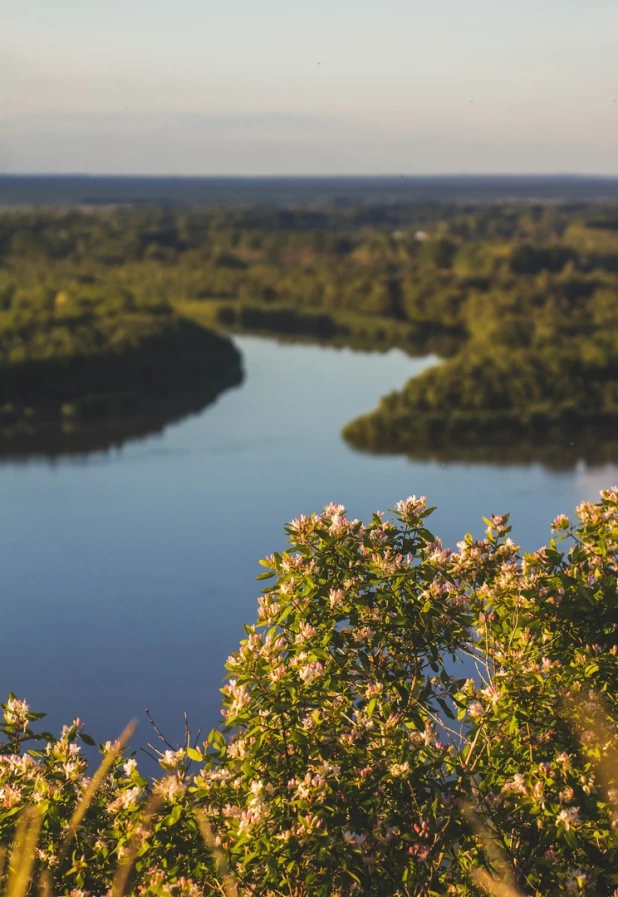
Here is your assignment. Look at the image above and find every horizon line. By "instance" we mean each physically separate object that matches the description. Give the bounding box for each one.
[3,172,618,181]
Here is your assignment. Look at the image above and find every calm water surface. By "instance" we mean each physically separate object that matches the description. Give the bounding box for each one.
[2,336,616,751]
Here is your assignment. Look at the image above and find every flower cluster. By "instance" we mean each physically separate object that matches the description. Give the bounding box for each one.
[0,707,216,895]
[188,498,477,894]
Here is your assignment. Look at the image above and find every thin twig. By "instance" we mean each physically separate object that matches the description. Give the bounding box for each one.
[145,709,175,750]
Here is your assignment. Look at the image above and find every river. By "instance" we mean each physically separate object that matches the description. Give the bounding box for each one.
[1,335,616,753]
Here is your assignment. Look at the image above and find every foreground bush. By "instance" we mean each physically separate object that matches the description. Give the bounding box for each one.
[2,490,618,896]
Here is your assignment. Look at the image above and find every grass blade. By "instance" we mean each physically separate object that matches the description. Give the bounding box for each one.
[60,720,137,860]
[111,794,163,897]
[195,810,238,897]
[6,807,42,897]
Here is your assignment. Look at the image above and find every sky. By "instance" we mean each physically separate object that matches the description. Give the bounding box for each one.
[2,0,618,175]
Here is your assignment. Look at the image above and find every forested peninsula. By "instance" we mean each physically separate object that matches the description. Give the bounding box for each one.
[0,215,244,438]
[2,202,618,452]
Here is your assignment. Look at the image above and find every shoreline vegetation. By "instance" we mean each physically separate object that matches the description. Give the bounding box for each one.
[343,415,618,469]
[177,298,464,357]
[2,491,618,896]
[342,344,618,460]
[1,201,618,459]
[0,303,243,442]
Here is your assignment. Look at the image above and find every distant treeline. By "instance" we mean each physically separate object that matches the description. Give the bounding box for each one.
[1,201,618,452]
[3,174,618,205]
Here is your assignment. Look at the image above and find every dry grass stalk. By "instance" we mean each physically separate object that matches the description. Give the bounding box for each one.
[566,692,618,801]
[461,803,525,897]
[111,794,163,897]
[6,807,42,897]
[37,869,52,897]
[471,867,526,897]
[195,810,238,897]
[59,720,137,861]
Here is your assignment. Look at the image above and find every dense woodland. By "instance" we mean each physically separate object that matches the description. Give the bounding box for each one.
[1,201,618,453]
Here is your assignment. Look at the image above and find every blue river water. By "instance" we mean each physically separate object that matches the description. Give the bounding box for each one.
[1,335,616,755]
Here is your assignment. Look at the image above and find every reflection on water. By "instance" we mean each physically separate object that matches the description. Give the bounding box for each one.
[0,367,243,462]
[346,428,618,471]
[1,335,617,758]
[0,370,243,462]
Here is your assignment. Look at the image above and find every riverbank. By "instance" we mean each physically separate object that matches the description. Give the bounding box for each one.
[343,343,618,458]
[0,309,243,438]
[177,298,463,357]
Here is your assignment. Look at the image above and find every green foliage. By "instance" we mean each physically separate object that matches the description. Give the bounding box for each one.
[0,282,242,434]
[2,202,618,450]
[344,342,618,455]
[509,243,578,275]
[2,491,618,896]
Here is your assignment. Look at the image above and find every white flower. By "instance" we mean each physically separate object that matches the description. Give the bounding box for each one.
[555,752,571,769]
[4,697,29,731]
[557,807,580,831]
[249,779,265,806]
[395,496,427,521]
[388,762,411,778]
[160,749,185,770]
[329,588,345,609]
[299,661,324,684]
[480,684,501,707]
[343,830,368,848]
[565,868,588,894]
[316,760,340,778]
[123,758,138,777]
[154,775,186,802]
[503,773,527,795]
[107,786,142,812]
[0,784,22,808]
[323,502,346,518]
[295,622,317,644]
[221,680,251,718]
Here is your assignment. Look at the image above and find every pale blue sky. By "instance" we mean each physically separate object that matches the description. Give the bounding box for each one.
[3,0,618,174]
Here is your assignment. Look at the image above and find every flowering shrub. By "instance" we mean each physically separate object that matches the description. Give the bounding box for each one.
[191,498,473,896]
[1,489,618,896]
[0,705,214,897]
[452,491,618,896]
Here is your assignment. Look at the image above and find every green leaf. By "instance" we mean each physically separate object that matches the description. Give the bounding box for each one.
[0,806,22,821]
[162,804,183,827]
[436,698,454,719]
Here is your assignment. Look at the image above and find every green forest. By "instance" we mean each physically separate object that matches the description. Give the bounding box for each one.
[2,201,618,451]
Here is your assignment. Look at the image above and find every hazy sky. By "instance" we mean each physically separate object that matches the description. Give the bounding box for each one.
[3,0,618,175]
